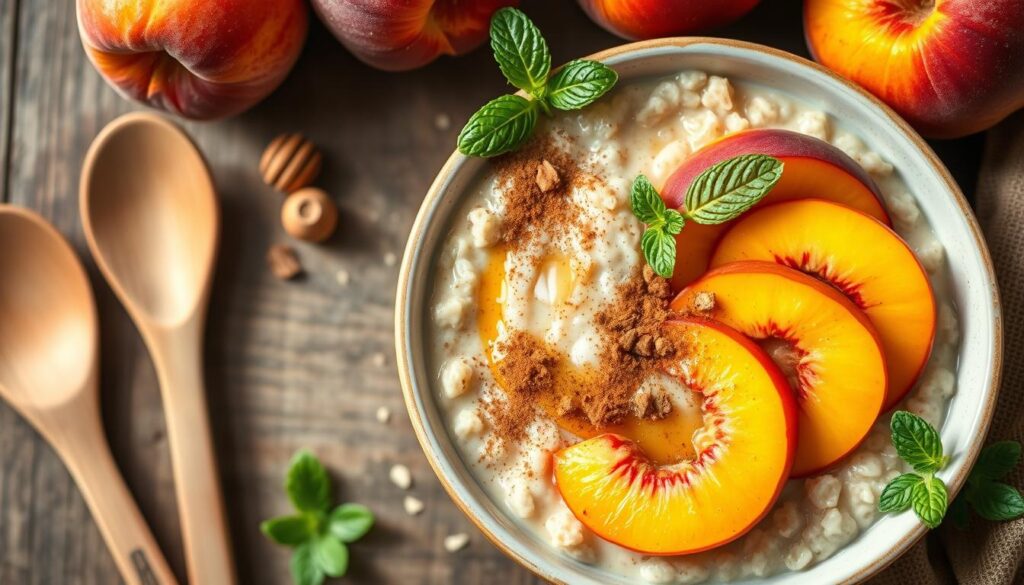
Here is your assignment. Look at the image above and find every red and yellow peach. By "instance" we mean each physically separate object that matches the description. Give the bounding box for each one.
[311,0,518,71]
[577,0,760,40]
[77,0,308,120]
[805,0,1024,137]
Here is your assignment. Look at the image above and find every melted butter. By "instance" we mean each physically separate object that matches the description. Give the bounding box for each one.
[477,247,704,464]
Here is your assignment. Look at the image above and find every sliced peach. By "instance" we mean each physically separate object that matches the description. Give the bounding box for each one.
[660,129,890,289]
[554,318,797,555]
[671,261,886,476]
[710,199,935,409]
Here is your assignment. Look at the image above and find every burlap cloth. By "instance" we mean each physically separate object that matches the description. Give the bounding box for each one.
[869,112,1024,584]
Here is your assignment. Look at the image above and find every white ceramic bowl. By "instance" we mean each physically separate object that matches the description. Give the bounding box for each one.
[395,38,1002,584]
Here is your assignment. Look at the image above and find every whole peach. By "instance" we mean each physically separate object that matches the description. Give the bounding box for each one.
[311,0,518,71]
[77,0,308,120]
[578,0,760,40]
[805,0,1024,138]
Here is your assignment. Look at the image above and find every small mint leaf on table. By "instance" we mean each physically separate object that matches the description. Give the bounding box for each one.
[546,59,618,111]
[630,174,667,225]
[313,535,350,577]
[685,154,783,225]
[972,440,1022,483]
[261,514,318,546]
[641,228,676,278]
[878,473,923,513]
[329,503,375,543]
[287,450,332,514]
[967,481,1024,521]
[911,474,948,529]
[457,95,538,157]
[489,7,551,95]
[890,411,946,474]
[291,541,325,585]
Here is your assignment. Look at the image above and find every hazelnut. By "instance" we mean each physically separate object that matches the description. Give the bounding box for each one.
[267,245,302,280]
[259,133,322,193]
[281,188,338,243]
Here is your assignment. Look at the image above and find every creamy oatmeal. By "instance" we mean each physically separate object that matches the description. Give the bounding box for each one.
[427,71,959,582]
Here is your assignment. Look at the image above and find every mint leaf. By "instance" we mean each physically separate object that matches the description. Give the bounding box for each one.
[641,228,676,278]
[664,209,685,235]
[287,450,332,514]
[313,536,350,578]
[489,7,550,95]
[546,59,618,111]
[291,541,325,585]
[972,441,1022,482]
[911,475,948,528]
[630,174,667,224]
[967,481,1024,521]
[458,95,538,157]
[684,154,783,225]
[329,504,375,543]
[879,473,923,513]
[261,514,317,546]
[891,411,946,474]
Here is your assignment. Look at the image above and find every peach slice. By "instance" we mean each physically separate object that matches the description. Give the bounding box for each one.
[710,199,936,409]
[659,129,890,290]
[671,261,887,476]
[554,318,797,555]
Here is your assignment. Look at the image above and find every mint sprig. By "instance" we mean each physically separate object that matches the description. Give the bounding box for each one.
[879,412,1024,530]
[879,412,949,528]
[629,154,783,277]
[262,450,374,585]
[457,8,618,157]
[950,440,1024,527]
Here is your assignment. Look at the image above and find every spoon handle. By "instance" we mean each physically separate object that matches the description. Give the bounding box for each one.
[150,325,237,585]
[61,426,179,585]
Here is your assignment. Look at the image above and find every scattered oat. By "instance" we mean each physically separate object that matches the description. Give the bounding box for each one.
[444,533,470,552]
[692,291,716,313]
[535,160,561,193]
[376,406,391,423]
[372,352,387,367]
[267,244,302,280]
[384,252,398,267]
[404,495,425,516]
[434,113,451,131]
[335,269,350,286]
[389,464,412,490]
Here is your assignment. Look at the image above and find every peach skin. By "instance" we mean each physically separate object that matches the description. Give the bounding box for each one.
[805,0,1024,138]
[660,129,889,289]
[76,0,308,120]
[312,0,518,71]
[578,0,760,40]
[554,318,796,555]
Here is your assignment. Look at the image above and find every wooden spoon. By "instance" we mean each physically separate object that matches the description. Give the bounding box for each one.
[0,206,178,585]
[80,113,236,585]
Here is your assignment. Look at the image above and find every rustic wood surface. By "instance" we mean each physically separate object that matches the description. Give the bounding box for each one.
[0,1,986,584]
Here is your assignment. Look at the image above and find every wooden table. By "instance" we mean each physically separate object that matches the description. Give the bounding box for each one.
[0,1,986,583]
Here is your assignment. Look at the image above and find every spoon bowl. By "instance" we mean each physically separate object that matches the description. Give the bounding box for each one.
[0,205,177,585]
[0,208,95,411]
[82,114,217,324]
[81,112,236,585]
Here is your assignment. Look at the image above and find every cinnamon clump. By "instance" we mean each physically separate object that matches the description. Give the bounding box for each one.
[483,331,560,445]
[495,136,596,246]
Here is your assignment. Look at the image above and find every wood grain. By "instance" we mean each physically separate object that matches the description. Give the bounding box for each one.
[0,0,984,583]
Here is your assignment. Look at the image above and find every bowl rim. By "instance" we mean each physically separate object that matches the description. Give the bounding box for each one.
[395,36,1003,585]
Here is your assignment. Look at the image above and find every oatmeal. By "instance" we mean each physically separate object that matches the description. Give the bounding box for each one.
[427,71,958,582]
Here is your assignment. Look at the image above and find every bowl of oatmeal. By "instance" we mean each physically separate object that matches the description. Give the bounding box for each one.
[395,38,1001,584]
